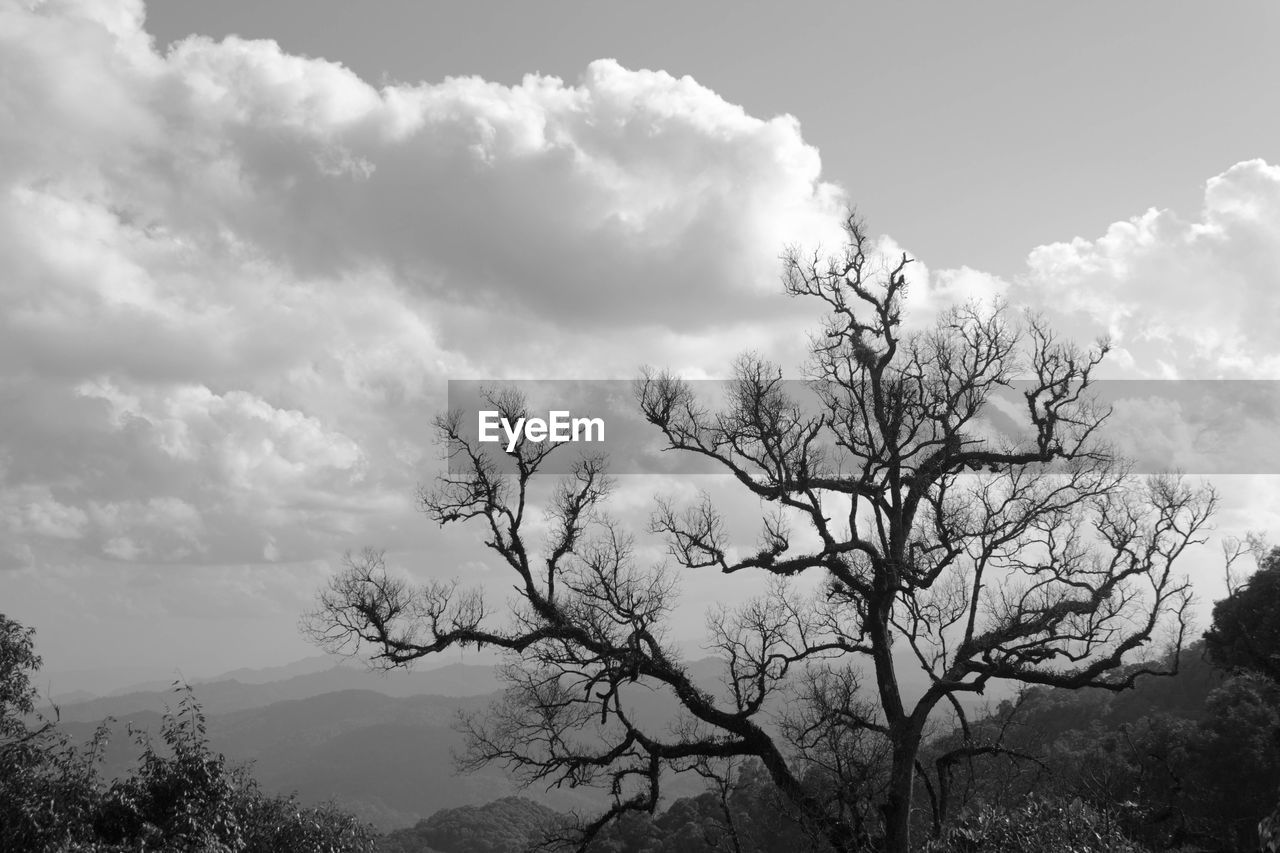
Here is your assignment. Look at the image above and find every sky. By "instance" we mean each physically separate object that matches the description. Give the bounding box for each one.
[1,0,1278,693]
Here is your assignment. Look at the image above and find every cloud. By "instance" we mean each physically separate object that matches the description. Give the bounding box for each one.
[0,0,851,584]
[5,1,849,330]
[1017,159,1280,378]
[998,160,1280,588]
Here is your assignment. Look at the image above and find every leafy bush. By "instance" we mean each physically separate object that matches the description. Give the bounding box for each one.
[922,796,1148,853]
[1206,547,1280,681]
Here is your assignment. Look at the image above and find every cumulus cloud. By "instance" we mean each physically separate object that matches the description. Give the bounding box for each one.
[4,0,848,329]
[0,0,851,583]
[1017,159,1280,378]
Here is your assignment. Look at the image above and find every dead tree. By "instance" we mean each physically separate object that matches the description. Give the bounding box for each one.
[306,215,1215,853]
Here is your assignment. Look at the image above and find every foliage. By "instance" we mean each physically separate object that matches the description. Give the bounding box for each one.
[1,611,106,851]
[920,796,1148,853]
[928,641,1280,852]
[0,714,110,852]
[381,796,565,853]
[1262,802,1280,853]
[1205,546,1280,681]
[1,613,41,740]
[0,615,377,853]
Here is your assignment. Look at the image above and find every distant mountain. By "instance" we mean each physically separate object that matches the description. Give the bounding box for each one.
[98,654,349,697]
[48,688,96,706]
[48,652,750,724]
[52,662,505,723]
[195,654,352,687]
[41,651,506,701]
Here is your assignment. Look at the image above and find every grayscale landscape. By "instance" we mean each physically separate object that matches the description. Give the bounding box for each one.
[3,2,1280,852]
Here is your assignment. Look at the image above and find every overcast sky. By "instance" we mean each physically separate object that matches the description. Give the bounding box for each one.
[2,0,1278,691]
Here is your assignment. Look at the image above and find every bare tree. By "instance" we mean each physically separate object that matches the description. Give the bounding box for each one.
[305,215,1215,853]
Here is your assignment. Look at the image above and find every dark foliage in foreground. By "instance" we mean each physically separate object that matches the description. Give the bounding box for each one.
[0,613,377,853]
[1206,546,1280,682]
[965,645,1280,852]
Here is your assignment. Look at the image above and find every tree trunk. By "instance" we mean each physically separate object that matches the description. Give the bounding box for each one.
[882,723,925,853]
